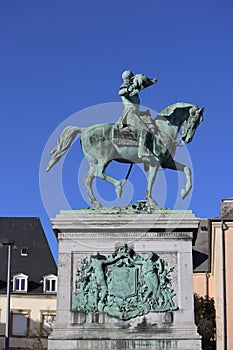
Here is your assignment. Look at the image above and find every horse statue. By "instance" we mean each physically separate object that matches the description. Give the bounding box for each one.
[46,102,204,209]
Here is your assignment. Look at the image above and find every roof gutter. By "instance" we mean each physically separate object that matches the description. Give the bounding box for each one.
[221,218,228,350]
[211,216,233,349]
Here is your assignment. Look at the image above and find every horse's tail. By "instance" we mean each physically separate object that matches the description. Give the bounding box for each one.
[46,126,84,171]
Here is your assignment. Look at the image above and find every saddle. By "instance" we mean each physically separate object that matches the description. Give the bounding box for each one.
[113,110,157,148]
[112,126,139,147]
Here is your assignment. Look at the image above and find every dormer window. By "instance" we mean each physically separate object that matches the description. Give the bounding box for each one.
[21,247,28,256]
[13,273,28,293]
[43,274,57,293]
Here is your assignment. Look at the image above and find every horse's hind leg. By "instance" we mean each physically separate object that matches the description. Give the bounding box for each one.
[84,162,123,208]
[165,158,192,199]
[94,162,123,198]
[84,165,102,208]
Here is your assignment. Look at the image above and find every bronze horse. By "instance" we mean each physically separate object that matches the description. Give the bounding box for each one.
[47,102,204,208]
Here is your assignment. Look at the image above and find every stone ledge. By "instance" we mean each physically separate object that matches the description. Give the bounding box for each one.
[58,231,193,240]
[50,325,201,340]
[48,338,202,350]
[51,211,200,234]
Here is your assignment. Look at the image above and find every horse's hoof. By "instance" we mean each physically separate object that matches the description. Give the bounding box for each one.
[115,183,122,198]
[150,204,160,209]
[147,199,160,209]
[181,189,186,199]
[93,202,103,209]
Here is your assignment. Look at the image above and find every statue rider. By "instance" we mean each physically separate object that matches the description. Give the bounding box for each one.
[116,70,158,162]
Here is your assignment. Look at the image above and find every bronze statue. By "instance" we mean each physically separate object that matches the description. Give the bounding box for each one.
[46,70,204,209]
[117,70,158,162]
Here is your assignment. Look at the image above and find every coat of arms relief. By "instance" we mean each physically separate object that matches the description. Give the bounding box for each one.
[72,245,178,320]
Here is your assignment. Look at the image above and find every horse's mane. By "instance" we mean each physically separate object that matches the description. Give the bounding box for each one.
[158,102,197,119]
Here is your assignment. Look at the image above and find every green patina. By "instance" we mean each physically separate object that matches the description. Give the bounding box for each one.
[47,70,204,209]
[72,245,178,320]
[60,201,192,214]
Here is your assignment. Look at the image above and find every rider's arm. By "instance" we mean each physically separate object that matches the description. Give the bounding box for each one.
[129,87,139,97]
[119,86,128,96]
[119,82,138,97]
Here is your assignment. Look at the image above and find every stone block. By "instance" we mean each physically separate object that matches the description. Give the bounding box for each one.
[48,211,202,350]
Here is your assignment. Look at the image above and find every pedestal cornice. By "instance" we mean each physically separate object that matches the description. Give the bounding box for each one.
[51,210,200,235]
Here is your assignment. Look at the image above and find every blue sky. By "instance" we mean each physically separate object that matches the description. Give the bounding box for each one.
[1,1,233,260]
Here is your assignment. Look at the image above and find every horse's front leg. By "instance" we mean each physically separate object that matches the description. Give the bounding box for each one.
[145,164,160,208]
[165,158,192,199]
[181,166,192,199]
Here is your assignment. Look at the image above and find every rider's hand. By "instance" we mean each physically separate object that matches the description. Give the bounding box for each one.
[128,85,134,92]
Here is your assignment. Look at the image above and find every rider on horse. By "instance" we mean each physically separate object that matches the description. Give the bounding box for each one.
[116,70,158,162]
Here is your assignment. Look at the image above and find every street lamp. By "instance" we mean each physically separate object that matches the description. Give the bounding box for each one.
[0,239,14,350]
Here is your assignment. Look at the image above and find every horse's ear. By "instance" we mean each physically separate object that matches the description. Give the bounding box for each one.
[198,107,205,122]
[199,107,205,113]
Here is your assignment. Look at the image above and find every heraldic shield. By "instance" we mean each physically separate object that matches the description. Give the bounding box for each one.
[111,266,137,299]
[72,245,178,320]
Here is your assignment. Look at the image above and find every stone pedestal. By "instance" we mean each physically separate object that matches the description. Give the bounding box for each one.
[49,210,202,350]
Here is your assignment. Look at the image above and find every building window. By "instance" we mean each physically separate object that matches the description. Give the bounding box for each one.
[21,247,28,256]
[41,312,56,337]
[13,273,28,293]
[11,311,29,337]
[0,309,3,336]
[43,274,57,293]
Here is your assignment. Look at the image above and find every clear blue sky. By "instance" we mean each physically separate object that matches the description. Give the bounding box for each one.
[1,1,233,260]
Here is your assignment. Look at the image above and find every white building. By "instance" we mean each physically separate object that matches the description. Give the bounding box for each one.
[0,217,57,350]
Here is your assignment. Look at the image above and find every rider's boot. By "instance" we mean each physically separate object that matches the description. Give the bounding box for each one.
[138,130,151,163]
[153,136,167,164]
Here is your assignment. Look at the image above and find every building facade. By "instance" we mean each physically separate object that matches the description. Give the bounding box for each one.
[193,199,233,350]
[0,217,57,350]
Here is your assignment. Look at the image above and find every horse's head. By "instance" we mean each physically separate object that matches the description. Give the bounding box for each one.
[181,106,204,143]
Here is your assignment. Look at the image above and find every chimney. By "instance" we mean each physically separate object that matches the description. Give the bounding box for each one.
[220,198,233,218]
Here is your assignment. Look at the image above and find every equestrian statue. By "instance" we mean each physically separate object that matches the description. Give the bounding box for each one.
[46,70,204,209]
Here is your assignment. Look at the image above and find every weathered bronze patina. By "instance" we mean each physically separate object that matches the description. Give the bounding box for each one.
[72,245,177,320]
[47,70,204,208]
